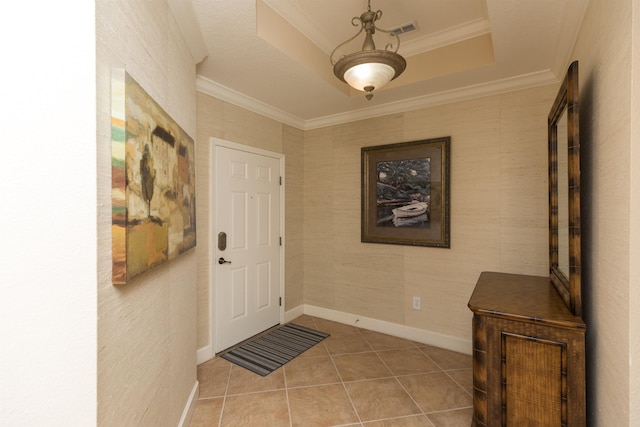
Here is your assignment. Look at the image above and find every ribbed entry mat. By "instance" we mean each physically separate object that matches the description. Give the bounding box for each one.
[221,323,330,376]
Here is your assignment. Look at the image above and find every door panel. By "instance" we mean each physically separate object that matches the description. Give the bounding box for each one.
[215,145,281,352]
[257,193,270,246]
[230,192,247,249]
[230,267,247,319]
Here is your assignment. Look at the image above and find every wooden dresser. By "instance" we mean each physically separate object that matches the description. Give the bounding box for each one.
[468,272,586,426]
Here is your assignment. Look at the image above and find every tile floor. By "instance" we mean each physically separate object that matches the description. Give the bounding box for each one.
[190,315,473,427]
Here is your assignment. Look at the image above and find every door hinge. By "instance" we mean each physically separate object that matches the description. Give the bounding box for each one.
[279,236,282,246]
[279,176,282,186]
[279,297,282,306]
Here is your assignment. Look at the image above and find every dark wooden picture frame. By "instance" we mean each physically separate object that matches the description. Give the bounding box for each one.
[548,61,582,316]
[361,137,450,247]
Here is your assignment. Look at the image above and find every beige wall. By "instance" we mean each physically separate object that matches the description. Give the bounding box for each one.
[569,0,638,425]
[195,94,305,351]
[304,86,555,342]
[193,2,640,424]
[96,1,198,425]
[7,1,637,425]
[195,86,554,352]
[632,2,640,424]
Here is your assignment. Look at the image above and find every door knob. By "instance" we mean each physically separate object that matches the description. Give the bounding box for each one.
[218,257,231,265]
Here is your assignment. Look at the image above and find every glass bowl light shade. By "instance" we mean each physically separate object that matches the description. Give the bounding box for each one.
[333,50,406,93]
[344,63,394,91]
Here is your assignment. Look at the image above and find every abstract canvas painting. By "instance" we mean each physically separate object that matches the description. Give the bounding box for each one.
[111,69,196,285]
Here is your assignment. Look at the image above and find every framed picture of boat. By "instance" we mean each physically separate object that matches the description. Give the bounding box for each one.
[361,137,450,248]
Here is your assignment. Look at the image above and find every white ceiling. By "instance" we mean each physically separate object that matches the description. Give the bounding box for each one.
[182,0,588,130]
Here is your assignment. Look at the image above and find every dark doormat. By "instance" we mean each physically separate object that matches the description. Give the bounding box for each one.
[221,323,330,376]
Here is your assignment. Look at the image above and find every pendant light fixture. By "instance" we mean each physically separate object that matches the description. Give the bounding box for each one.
[330,0,406,100]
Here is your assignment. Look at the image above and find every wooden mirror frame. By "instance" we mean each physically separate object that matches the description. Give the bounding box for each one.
[548,61,581,316]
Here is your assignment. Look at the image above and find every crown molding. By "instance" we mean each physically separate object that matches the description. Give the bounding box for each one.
[262,0,491,60]
[400,18,491,57]
[261,0,335,54]
[167,0,208,64]
[196,69,558,131]
[196,76,306,129]
[305,69,558,129]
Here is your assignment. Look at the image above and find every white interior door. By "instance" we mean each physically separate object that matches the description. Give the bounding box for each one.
[215,144,282,352]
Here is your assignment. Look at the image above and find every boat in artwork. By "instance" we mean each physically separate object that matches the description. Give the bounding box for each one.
[392,202,429,218]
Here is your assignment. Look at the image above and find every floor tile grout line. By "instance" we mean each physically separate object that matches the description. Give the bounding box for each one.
[424,405,474,415]
[443,369,474,397]
[363,413,433,424]
[193,316,472,426]
[217,365,233,427]
[417,347,445,371]
[282,366,293,427]
[298,316,455,423]
[327,345,364,426]
[390,369,429,418]
[371,346,432,417]
[415,345,474,398]
[371,345,432,419]
[293,322,369,427]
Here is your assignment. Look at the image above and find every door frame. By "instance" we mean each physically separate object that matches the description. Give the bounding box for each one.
[209,137,285,355]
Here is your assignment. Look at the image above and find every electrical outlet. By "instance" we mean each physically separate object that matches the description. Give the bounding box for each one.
[412,296,422,310]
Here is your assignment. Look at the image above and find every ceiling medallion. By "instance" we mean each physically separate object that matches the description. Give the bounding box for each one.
[330,0,407,100]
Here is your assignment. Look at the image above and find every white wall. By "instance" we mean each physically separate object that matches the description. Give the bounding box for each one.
[1,1,200,425]
[0,3,97,426]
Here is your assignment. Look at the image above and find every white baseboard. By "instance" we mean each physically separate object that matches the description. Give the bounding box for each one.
[284,304,305,323]
[300,304,472,355]
[197,303,470,368]
[196,345,213,365]
[178,381,199,427]
[197,303,304,365]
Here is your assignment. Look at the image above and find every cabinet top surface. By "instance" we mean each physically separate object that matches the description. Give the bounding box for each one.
[468,272,585,329]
